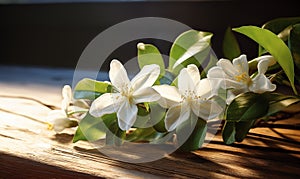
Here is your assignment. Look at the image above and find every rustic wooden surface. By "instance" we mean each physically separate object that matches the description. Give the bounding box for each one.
[0,65,300,179]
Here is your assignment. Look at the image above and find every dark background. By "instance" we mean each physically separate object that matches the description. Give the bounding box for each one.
[0,0,299,69]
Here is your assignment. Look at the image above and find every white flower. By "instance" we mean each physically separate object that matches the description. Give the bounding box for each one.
[153,64,223,132]
[89,59,161,131]
[47,110,78,132]
[61,85,72,113]
[47,85,86,133]
[207,54,276,104]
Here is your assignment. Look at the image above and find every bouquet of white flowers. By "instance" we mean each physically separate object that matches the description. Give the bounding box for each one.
[48,17,300,153]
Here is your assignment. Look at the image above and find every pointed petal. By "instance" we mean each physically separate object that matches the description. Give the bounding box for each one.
[208,63,246,90]
[186,64,201,84]
[52,117,75,132]
[62,85,72,101]
[224,79,248,89]
[133,87,160,104]
[233,54,249,74]
[61,98,70,113]
[131,64,160,92]
[89,93,122,117]
[178,68,196,92]
[249,74,276,93]
[109,59,130,90]
[47,110,67,121]
[61,85,72,111]
[196,78,217,99]
[217,59,238,77]
[207,66,227,79]
[253,55,277,66]
[117,100,138,131]
[165,103,191,131]
[250,56,277,93]
[193,100,223,120]
[257,58,271,74]
[208,69,245,90]
[152,85,181,108]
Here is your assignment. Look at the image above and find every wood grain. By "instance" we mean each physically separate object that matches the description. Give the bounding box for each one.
[0,65,300,178]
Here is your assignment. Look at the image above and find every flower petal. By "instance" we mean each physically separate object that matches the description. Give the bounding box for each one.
[257,57,271,74]
[208,62,247,90]
[248,57,276,93]
[61,98,70,113]
[131,64,160,92]
[62,85,72,101]
[47,110,67,121]
[89,93,122,117]
[178,68,196,92]
[253,55,277,67]
[165,102,191,131]
[233,54,248,74]
[186,64,201,84]
[109,59,130,90]
[61,85,72,112]
[152,85,181,108]
[249,74,276,93]
[117,100,138,131]
[193,100,223,120]
[196,78,218,99]
[133,87,160,104]
[52,117,76,133]
[207,66,227,79]
[217,59,238,77]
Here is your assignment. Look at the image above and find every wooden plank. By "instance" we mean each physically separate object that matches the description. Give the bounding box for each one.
[0,65,300,178]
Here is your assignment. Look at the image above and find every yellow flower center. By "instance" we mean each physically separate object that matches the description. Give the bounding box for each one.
[47,122,54,130]
[234,72,251,85]
[119,83,134,103]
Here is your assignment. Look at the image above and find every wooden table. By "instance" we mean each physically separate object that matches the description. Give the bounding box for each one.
[0,65,299,178]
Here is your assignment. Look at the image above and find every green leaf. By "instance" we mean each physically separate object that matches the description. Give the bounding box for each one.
[222,27,241,60]
[73,91,102,100]
[268,98,300,116]
[137,43,165,75]
[222,92,299,145]
[177,117,207,152]
[126,127,165,142]
[159,70,176,85]
[74,78,112,100]
[235,120,255,142]
[132,105,150,128]
[222,121,236,145]
[262,17,300,34]
[259,25,293,56]
[260,17,300,56]
[233,26,297,94]
[264,93,300,115]
[153,118,167,133]
[169,30,212,75]
[277,25,293,42]
[289,24,300,70]
[106,121,126,146]
[73,113,116,143]
[226,92,269,122]
[264,92,294,102]
[222,120,255,144]
[72,126,86,143]
[149,102,167,133]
